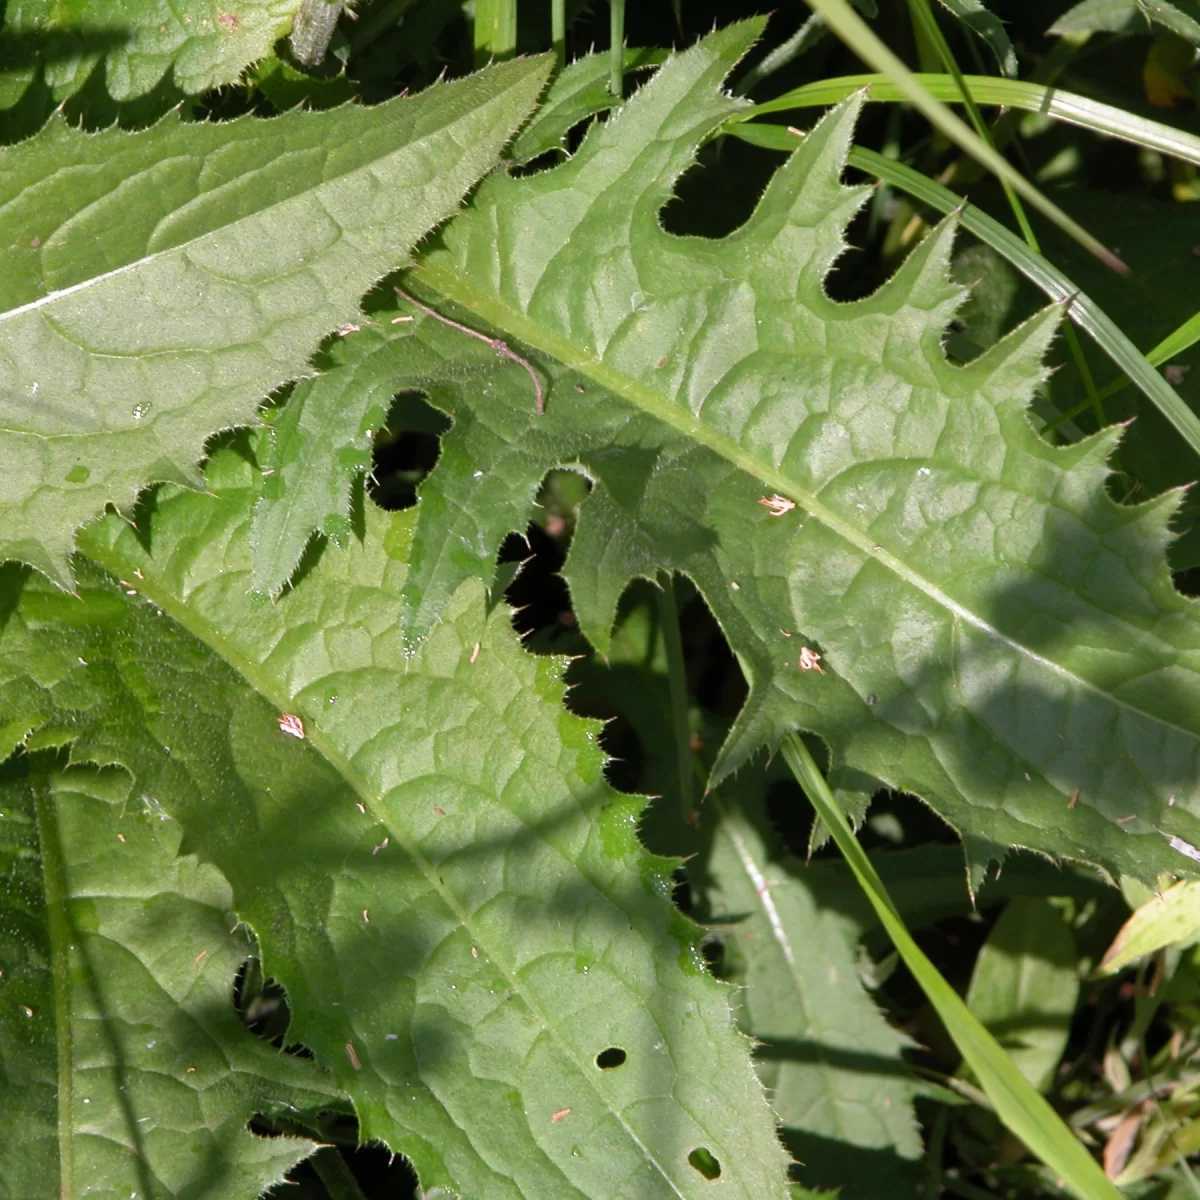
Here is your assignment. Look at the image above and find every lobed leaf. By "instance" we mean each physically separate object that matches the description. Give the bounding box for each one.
[353,25,1200,884]
[1096,879,1200,974]
[0,444,790,1197]
[0,56,550,588]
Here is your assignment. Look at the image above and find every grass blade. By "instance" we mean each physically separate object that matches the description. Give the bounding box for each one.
[741,72,1200,167]
[793,0,1127,272]
[780,732,1122,1200]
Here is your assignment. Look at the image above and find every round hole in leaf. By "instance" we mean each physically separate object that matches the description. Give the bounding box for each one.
[595,1047,626,1069]
[687,1147,721,1180]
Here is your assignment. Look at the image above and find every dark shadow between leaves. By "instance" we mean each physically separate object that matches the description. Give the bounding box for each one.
[782,1128,924,1197]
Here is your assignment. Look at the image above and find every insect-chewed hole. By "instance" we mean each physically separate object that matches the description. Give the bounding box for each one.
[595,1046,627,1070]
[687,1147,721,1180]
[368,390,451,512]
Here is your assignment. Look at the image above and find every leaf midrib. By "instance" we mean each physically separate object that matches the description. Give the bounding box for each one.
[82,544,687,1199]
[31,770,75,1200]
[411,261,1200,758]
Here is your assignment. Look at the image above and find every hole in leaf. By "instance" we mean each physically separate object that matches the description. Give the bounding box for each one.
[595,1046,626,1069]
[274,1139,420,1196]
[688,1147,721,1180]
[234,956,312,1057]
[368,390,450,512]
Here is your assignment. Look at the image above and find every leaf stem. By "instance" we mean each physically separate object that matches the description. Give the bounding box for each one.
[312,1146,370,1200]
[609,0,625,98]
[394,286,544,414]
[552,0,566,68]
[655,573,695,819]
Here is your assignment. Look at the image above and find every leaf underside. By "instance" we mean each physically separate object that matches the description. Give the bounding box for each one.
[0,444,790,1198]
[273,22,1200,886]
[0,56,550,589]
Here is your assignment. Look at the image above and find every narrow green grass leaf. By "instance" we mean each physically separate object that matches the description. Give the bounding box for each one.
[0,56,551,588]
[796,0,1128,271]
[781,732,1121,1200]
[739,73,1200,167]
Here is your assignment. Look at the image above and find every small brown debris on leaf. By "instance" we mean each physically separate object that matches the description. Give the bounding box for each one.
[193,949,209,971]
[758,494,796,517]
[277,713,305,739]
[552,1108,571,1123]
[798,647,825,674]
[1068,787,1079,809]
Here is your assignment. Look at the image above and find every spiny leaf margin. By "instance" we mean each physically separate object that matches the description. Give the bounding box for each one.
[0,55,550,590]
[0,444,791,1198]
[375,25,1200,886]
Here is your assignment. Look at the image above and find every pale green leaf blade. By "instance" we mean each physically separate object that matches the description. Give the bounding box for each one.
[0,447,790,1197]
[379,32,1200,883]
[0,56,550,588]
[963,898,1080,1092]
[703,793,922,1196]
[0,754,338,1198]
[0,0,304,102]
[1097,880,1200,974]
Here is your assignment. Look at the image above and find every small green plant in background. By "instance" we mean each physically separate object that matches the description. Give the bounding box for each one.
[1,0,1199,1197]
